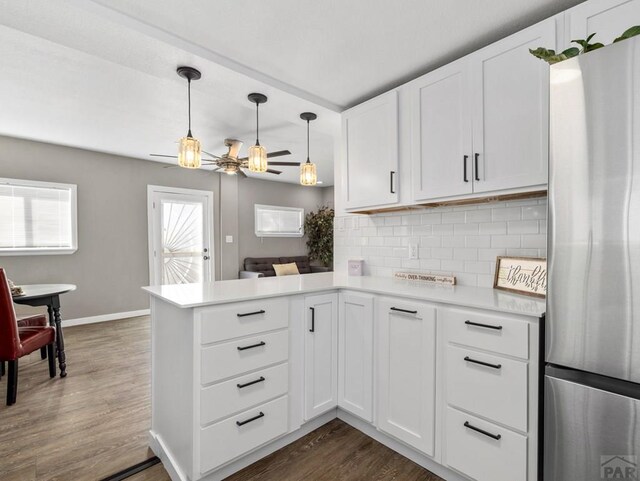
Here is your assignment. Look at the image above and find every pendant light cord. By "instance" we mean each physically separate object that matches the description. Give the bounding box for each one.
[187,78,193,138]
[306,119,310,163]
[255,103,260,146]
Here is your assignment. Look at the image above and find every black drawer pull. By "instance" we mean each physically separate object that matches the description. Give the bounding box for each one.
[237,310,266,318]
[390,171,396,194]
[390,307,418,315]
[474,153,480,181]
[237,341,266,351]
[464,356,502,370]
[464,421,501,440]
[236,411,265,426]
[237,376,265,389]
[465,320,502,330]
[309,307,315,333]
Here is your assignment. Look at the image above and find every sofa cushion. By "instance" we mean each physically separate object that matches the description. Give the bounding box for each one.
[279,256,312,274]
[273,262,300,276]
[244,257,280,277]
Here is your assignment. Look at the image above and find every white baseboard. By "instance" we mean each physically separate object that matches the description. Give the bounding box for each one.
[64,309,150,327]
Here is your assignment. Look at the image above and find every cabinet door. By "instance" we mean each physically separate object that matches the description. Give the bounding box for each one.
[304,293,338,421]
[471,18,556,193]
[377,298,436,456]
[338,292,374,422]
[342,90,399,210]
[568,0,640,45]
[411,59,473,201]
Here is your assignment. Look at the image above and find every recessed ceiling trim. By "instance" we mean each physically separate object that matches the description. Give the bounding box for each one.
[68,0,344,113]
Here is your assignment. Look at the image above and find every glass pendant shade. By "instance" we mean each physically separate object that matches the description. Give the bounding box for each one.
[178,135,201,169]
[300,160,317,186]
[248,144,268,172]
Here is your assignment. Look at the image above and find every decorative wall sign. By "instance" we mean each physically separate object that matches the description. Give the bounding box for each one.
[493,256,547,298]
[394,272,456,286]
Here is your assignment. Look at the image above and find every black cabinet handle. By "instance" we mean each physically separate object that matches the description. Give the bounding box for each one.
[236,411,265,426]
[463,155,469,183]
[237,341,266,351]
[390,307,418,315]
[474,153,480,181]
[464,421,501,440]
[464,356,502,370]
[309,307,315,333]
[237,310,266,318]
[390,171,396,194]
[465,320,503,331]
[237,376,265,389]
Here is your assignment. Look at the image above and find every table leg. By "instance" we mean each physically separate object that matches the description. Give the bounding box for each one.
[49,301,67,378]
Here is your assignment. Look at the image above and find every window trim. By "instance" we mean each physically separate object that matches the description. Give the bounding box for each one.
[0,177,78,256]
[254,204,304,238]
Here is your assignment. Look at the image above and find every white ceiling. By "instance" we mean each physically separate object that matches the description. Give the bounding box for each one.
[0,0,585,186]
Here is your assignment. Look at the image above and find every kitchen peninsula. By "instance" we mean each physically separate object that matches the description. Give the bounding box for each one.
[143,272,544,481]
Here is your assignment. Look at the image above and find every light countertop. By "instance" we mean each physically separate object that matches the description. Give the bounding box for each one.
[142,273,545,318]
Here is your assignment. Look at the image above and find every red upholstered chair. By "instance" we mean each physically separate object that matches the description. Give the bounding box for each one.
[0,269,56,405]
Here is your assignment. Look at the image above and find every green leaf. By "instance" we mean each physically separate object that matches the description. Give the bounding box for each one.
[571,39,589,49]
[614,25,640,43]
[560,47,580,58]
[584,42,605,52]
[586,32,597,43]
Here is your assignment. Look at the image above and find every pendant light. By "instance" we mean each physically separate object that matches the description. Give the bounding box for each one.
[247,93,268,173]
[176,66,202,169]
[300,112,318,186]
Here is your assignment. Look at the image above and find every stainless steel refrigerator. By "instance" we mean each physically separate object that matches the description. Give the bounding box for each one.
[545,37,640,480]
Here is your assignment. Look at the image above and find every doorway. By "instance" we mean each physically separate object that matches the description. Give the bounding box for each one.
[147,185,214,285]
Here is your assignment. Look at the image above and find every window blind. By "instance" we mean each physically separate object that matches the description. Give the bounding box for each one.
[255,204,304,237]
[0,178,77,254]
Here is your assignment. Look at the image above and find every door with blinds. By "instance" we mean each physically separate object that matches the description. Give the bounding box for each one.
[147,186,214,285]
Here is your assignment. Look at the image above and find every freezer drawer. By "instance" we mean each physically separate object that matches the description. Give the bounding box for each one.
[545,374,640,481]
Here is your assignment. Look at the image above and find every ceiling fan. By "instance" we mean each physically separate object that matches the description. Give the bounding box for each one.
[150,70,300,177]
[151,138,299,177]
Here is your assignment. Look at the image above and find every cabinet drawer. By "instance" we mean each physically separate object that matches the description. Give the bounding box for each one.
[442,307,529,359]
[446,345,528,431]
[200,362,289,426]
[200,395,288,474]
[445,407,527,481]
[201,330,289,384]
[199,297,289,344]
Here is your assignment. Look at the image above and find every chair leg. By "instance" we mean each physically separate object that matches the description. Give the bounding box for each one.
[47,343,56,378]
[6,360,18,406]
[40,347,47,360]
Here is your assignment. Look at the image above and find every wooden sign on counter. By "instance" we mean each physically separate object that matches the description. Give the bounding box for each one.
[394,272,456,285]
[493,256,547,298]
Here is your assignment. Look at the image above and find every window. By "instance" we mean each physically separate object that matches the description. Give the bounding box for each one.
[0,178,77,255]
[255,204,304,238]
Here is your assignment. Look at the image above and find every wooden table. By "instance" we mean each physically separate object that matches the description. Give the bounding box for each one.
[13,284,76,377]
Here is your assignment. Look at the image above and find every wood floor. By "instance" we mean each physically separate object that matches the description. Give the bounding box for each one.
[0,316,443,481]
[0,316,155,481]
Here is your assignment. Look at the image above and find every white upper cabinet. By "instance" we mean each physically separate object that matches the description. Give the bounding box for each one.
[341,90,399,210]
[568,0,640,45]
[470,18,556,194]
[411,59,473,201]
[304,293,338,421]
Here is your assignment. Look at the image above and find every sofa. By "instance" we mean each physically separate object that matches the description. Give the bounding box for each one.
[239,256,331,278]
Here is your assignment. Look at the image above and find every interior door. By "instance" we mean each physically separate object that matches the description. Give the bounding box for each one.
[411,58,473,201]
[148,186,213,285]
[470,18,556,193]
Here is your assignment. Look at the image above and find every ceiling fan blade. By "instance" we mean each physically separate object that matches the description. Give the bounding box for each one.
[237,168,248,178]
[268,161,301,166]
[267,150,292,159]
[162,165,179,169]
[266,169,282,175]
[208,167,222,172]
[202,150,223,160]
[150,154,178,159]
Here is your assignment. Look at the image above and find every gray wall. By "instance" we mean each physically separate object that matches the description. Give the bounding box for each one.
[0,135,222,319]
[237,177,332,272]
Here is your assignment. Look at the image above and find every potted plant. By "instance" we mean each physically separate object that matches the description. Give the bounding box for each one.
[304,206,334,269]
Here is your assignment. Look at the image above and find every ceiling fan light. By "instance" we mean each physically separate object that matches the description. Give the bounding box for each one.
[224,165,237,175]
[178,135,201,169]
[300,160,317,186]
[248,144,268,173]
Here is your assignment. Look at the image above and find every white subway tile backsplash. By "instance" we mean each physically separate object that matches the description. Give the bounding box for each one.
[334,197,548,287]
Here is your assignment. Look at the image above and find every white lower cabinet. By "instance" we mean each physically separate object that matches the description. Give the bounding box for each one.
[338,292,374,422]
[304,292,339,421]
[376,297,437,456]
[445,406,527,481]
